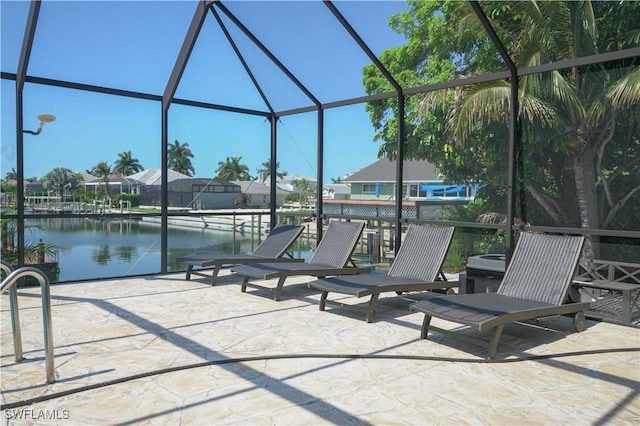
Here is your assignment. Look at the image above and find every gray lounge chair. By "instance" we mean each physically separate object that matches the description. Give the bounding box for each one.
[411,232,591,359]
[232,220,372,301]
[309,224,456,322]
[177,224,304,285]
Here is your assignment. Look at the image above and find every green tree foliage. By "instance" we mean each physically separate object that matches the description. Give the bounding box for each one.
[73,187,95,203]
[0,207,56,265]
[4,168,17,181]
[113,150,144,175]
[167,140,195,177]
[215,156,253,181]
[293,178,315,205]
[256,159,287,183]
[41,167,79,199]
[115,193,140,208]
[364,0,640,258]
[0,182,16,198]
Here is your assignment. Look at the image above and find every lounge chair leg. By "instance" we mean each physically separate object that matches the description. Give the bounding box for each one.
[574,311,586,332]
[240,276,249,293]
[185,265,193,281]
[273,277,287,301]
[210,265,222,286]
[319,291,328,311]
[487,325,504,359]
[420,315,432,339]
[365,293,380,323]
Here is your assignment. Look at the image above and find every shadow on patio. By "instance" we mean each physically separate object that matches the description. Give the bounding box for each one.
[2,271,639,425]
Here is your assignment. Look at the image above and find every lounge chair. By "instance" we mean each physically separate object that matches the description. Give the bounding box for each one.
[309,224,456,322]
[231,220,372,301]
[177,224,304,285]
[411,232,591,359]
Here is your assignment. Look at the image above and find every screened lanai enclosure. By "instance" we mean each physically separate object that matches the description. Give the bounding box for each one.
[1,1,639,286]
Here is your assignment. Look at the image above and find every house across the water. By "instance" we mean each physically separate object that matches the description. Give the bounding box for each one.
[344,158,478,201]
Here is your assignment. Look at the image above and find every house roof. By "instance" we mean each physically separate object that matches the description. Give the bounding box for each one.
[232,181,290,195]
[344,159,441,183]
[79,171,97,183]
[85,176,142,185]
[128,168,191,186]
[274,175,317,184]
[323,183,351,195]
[170,178,238,187]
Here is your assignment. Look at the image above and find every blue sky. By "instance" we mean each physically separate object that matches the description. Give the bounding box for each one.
[1,1,408,183]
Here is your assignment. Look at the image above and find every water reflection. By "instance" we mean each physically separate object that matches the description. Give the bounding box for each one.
[25,218,314,283]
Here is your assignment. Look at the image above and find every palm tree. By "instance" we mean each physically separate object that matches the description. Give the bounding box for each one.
[88,161,112,198]
[3,168,17,181]
[418,0,640,260]
[215,156,252,181]
[113,150,144,175]
[167,140,195,176]
[331,176,343,184]
[293,178,315,205]
[256,159,287,183]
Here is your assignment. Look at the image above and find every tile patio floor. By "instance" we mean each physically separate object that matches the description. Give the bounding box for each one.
[2,270,639,425]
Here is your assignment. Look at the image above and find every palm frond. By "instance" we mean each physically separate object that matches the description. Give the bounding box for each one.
[625,28,640,46]
[548,70,585,118]
[449,81,511,142]
[417,89,452,119]
[607,66,640,108]
[575,0,598,49]
[521,70,584,122]
[586,66,640,128]
[524,1,573,60]
[519,96,561,128]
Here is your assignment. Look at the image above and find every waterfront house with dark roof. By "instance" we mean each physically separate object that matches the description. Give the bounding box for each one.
[163,178,241,209]
[88,169,241,209]
[344,158,477,201]
[232,180,290,207]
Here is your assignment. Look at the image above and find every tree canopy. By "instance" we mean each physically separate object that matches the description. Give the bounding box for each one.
[168,140,195,177]
[215,156,253,181]
[256,159,287,184]
[364,0,640,251]
[42,167,79,199]
[292,178,315,205]
[113,150,144,175]
[4,168,17,181]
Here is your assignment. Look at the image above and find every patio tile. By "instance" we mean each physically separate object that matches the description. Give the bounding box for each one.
[2,271,639,425]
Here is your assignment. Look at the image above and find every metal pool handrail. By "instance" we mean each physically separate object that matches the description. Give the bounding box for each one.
[0,261,55,383]
[0,261,22,362]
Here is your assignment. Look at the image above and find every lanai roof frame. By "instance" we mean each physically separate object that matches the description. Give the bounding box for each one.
[3,0,639,273]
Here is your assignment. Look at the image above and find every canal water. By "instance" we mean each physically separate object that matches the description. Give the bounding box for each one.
[25,218,314,283]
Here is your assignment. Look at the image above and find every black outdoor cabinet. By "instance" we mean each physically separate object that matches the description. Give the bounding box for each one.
[458,254,506,294]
